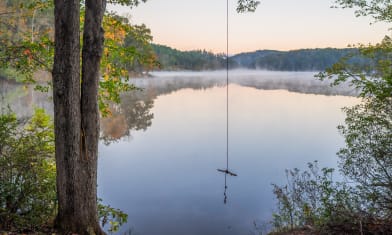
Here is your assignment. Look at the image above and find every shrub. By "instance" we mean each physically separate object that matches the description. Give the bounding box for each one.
[0,108,56,231]
[271,161,358,233]
[0,108,129,233]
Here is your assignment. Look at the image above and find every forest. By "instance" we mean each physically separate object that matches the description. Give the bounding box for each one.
[0,0,366,78]
[152,45,364,72]
[0,0,391,234]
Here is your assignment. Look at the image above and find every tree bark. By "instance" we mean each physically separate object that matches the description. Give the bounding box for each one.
[52,0,105,234]
[80,0,106,233]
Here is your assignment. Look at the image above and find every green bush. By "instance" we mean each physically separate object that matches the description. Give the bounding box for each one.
[271,161,358,233]
[338,97,392,218]
[0,108,56,231]
[0,109,129,233]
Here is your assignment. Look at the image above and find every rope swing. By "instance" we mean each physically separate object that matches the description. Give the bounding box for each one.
[217,0,237,204]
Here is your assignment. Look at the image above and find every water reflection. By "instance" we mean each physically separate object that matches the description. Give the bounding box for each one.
[98,80,359,235]
[101,91,154,144]
[99,70,357,144]
[1,71,360,235]
[1,71,355,121]
[141,70,358,96]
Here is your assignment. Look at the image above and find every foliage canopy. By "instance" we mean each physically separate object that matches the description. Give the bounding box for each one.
[0,0,158,115]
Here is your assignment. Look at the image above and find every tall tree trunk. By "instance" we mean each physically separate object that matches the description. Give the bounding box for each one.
[80,0,106,233]
[52,0,105,234]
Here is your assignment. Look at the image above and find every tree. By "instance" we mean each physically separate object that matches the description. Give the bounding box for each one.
[272,43,392,234]
[318,0,392,226]
[51,0,259,234]
[0,1,54,84]
[271,1,392,233]
[334,0,392,22]
[338,98,392,216]
[123,23,158,73]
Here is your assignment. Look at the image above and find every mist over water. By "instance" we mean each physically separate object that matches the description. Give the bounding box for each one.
[133,70,357,96]
[95,71,358,235]
[0,71,359,234]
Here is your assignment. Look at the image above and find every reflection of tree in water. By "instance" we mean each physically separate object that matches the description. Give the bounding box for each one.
[100,79,217,144]
[100,90,155,145]
[123,95,154,132]
[100,111,128,143]
[100,73,358,144]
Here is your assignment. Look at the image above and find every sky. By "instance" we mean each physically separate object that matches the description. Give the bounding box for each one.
[108,0,390,54]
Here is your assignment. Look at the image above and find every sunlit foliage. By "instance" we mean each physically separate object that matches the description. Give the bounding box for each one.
[0,0,54,84]
[98,13,158,116]
[0,2,159,116]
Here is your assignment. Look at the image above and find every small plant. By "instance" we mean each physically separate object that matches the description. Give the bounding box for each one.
[271,161,356,233]
[98,198,128,233]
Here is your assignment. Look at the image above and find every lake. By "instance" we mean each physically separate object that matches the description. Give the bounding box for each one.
[0,71,359,235]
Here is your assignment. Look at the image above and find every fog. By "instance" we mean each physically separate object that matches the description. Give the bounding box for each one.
[133,70,358,97]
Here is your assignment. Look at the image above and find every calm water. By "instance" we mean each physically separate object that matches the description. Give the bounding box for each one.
[0,71,358,235]
[97,71,358,235]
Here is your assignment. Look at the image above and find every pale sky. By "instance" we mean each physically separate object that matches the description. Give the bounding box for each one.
[108,0,390,54]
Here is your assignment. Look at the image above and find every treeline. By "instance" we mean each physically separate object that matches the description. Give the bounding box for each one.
[231,48,367,71]
[0,0,365,74]
[0,1,367,74]
[152,44,230,71]
[153,46,366,71]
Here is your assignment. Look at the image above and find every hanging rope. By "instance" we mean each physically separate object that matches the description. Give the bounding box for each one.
[218,0,237,205]
[226,0,229,172]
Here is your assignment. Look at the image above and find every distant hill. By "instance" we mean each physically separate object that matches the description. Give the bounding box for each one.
[152,44,231,71]
[152,46,363,72]
[231,48,359,71]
